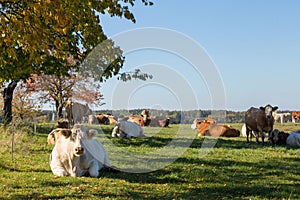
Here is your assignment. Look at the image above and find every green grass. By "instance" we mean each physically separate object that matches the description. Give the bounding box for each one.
[0,122,299,199]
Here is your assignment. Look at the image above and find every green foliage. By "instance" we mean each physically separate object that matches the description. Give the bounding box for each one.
[0,123,299,199]
[0,0,153,82]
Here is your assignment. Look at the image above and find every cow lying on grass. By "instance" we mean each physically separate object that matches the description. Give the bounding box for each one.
[192,118,240,137]
[286,131,300,147]
[112,121,146,138]
[148,117,170,127]
[268,129,300,147]
[128,109,151,126]
[48,124,117,177]
[268,129,290,145]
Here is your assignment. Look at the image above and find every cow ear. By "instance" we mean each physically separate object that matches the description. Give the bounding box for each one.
[259,106,265,111]
[47,132,56,145]
[61,129,72,138]
[272,106,278,111]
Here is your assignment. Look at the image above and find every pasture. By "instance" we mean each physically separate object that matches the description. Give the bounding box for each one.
[0,122,299,199]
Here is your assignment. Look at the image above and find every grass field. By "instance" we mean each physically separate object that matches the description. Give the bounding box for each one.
[0,122,299,199]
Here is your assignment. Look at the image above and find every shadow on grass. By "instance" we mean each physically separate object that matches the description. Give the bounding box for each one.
[0,162,50,173]
[106,135,276,150]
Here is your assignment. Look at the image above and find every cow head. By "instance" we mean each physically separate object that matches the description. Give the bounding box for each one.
[260,104,278,119]
[269,129,280,144]
[191,118,201,130]
[196,121,210,136]
[69,125,91,157]
[141,109,150,123]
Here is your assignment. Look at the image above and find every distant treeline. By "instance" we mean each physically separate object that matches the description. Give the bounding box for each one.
[32,109,294,124]
[94,109,246,124]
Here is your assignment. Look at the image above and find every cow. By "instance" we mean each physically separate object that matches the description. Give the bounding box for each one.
[65,101,92,125]
[241,123,256,138]
[106,114,117,125]
[292,112,300,123]
[159,117,170,127]
[128,110,151,126]
[48,124,114,177]
[245,104,278,143]
[195,120,240,137]
[112,121,146,138]
[147,116,171,127]
[286,131,300,147]
[96,114,110,124]
[273,112,291,124]
[191,118,216,130]
[268,129,290,145]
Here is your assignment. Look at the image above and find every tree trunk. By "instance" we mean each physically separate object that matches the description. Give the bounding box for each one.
[3,81,17,125]
[55,99,64,119]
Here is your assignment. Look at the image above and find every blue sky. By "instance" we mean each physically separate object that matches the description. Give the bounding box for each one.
[97,0,300,111]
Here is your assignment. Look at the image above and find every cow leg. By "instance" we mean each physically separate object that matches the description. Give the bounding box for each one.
[253,131,259,143]
[261,132,265,144]
[246,128,250,142]
[51,165,69,177]
[88,161,100,177]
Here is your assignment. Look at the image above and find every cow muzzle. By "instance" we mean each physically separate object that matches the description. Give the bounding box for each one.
[74,147,84,156]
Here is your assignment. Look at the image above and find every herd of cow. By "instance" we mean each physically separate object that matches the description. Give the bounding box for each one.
[64,101,170,128]
[47,102,300,177]
[191,104,300,147]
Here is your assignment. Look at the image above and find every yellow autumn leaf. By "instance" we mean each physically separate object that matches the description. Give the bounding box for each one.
[62,28,67,34]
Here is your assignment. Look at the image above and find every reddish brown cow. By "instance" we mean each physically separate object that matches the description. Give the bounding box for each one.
[196,121,240,137]
[96,114,110,124]
[191,118,216,129]
[292,111,300,123]
[245,104,278,143]
[128,110,151,126]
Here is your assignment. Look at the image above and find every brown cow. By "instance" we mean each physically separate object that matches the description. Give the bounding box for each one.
[96,114,110,124]
[159,117,170,128]
[128,110,151,126]
[292,111,300,123]
[245,104,278,143]
[196,120,240,137]
[107,115,117,125]
[191,118,216,129]
[147,116,170,127]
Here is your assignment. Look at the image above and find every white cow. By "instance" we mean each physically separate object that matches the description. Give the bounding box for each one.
[286,131,300,147]
[241,123,258,138]
[273,112,291,125]
[112,121,146,138]
[241,123,247,137]
[48,124,112,177]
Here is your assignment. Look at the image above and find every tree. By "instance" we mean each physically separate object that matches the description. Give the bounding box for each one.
[26,73,105,119]
[0,0,153,124]
[12,83,41,120]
